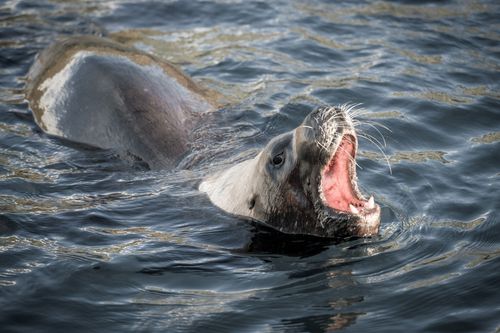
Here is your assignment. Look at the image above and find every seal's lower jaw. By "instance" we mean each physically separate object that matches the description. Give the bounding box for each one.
[319,134,381,237]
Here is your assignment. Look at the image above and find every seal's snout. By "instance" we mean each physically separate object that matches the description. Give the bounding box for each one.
[305,105,381,238]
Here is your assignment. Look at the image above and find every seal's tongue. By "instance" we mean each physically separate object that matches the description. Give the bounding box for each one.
[320,135,362,212]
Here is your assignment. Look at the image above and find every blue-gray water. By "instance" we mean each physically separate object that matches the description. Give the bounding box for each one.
[1,0,499,332]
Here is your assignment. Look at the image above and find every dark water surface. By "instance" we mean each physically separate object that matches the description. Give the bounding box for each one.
[1,0,499,332]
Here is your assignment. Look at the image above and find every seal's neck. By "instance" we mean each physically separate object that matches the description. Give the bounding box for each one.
[199,156,259,218]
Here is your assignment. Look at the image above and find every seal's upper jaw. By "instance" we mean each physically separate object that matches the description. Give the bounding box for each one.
[317,132,381,237]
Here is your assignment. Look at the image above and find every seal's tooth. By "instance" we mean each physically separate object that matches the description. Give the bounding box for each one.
[367,196,375,209]
[349,204,359,214]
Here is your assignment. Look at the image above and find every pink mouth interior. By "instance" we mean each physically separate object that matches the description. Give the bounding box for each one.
[320,135,364,212]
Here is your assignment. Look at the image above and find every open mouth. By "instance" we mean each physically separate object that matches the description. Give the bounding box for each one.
[319,134,380,231]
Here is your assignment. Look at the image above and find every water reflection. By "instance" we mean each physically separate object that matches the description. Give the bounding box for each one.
[239,223,333,257]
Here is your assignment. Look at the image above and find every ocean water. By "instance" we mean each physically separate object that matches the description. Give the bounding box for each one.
[0,0,499,332]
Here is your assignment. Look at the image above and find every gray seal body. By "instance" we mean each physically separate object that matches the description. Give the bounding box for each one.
[26,36,217,168]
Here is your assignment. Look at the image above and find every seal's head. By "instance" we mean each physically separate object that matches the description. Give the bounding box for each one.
[200,105,381,239]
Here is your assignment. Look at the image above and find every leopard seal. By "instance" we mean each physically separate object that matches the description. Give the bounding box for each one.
[26,36,381,239]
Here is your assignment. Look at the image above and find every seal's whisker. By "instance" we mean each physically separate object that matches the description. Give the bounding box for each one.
[357,132,385,155]
[357,133,392,174]
[343,103,363,117]
[353,119,387,148]
[356,121,389,147]
[358,132,386,152]
[335,104,392,174]
[317,141,329,151]
[361,119,392,133]
[340,103,364,118]
[350,112,390,149]
[350,109,370,119]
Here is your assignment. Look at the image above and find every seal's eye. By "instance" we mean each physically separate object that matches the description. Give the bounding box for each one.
[271,152,284,167]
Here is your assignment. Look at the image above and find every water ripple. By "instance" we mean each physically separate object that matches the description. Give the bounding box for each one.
[1,0,499,332]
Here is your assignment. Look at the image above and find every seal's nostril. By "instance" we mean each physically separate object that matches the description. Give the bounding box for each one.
[248,196,256,210]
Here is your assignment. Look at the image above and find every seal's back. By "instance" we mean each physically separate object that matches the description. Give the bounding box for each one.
[26,36,216,169]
